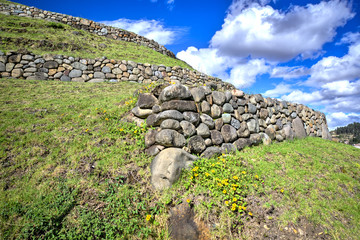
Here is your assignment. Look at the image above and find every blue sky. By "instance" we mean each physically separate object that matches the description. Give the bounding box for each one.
[14,0,360,129]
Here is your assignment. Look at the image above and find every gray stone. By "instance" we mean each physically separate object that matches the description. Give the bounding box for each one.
[11,69,23,78]
[282,124,294,140]
[6,63,15,72]
[250,134,262,145]
[261,133,272,145]
[221,143,236,154]
[44,61,59,69]
[161,100,197,112]
[293,117,306,139]
[152,105,162,114]
[24,67,37,72]
[8,54,21,63]
[155,129,186,147]
[221,125,237,143]
[188,135,206,154]
[201,147,222,159]
[156,110,184,125]
[234,138,251,151]
[237,122,250,138]
[145,145,164,156]
[54,72,63,78]
[248,103,257,114]
[159,84,192,102]
[190,87,205,102]
[200,114,215,129]
[260,109,269,119]
[26,72,48,80]
[88,79,105,83]
[276,134,284,142]
[321,123,332,140]
[151,148,197,189]
[211,104,222,118]
[222,114,231,124]
[22,55,34,60]
[247,118,259,133]
[223,103,234,113]
[212,91,226,105]
[210,130,224,146]
[291,112,297,119]
[230,118,241,130]
[101,66,111,73]
[180,121,196,137]
[237,99,247,106]
[237,106,245,115]
[265,125,276,140]
[242,114,252,121]
[0,62,5,72]
[183,112,200,126]
[276,119,283,130]
[225,91,232,102]
[145,129,158,148]
[137,93,158,109]
[205,138,212,146]
[161,119,181,130]
[201,101,211,114]
[131,107,153,118]
[60,75,71,81]
[200,85,212,95]
[71,62,87,70]
[196,123,210,138]
[72,77,85,82]
[215,118,224,131]
[69,69,82,78]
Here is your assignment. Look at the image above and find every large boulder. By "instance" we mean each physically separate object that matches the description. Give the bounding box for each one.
[292,117,306,139]
[180,121,196,137]
[282,124,294,140]
[151,148,197,190]
[183,112,200,126]
[155,129,186,147]
[321,123,332,140]
[247,118,259,133]
[190,87,205,102]
[161,100,197,112]
[201,146,222,158]
[212,91,226,105]
[131,107,153,118]
[200,114,215,129]
[234,138,251,151]
[159,84,192,102]
[137,93,158,109]
[188,135,206,154]
[210,130,224,145]
[221,125,237,143]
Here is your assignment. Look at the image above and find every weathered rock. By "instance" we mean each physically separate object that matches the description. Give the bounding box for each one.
[248,103,257,114]
[231,89,244,97]
[131,107,152,118]
[222,114,231,124]
[221,143,236,154]
[230,118,241,130]
[60,75,71,81]
[201,101,211,114]
[293,117,306,139]
[201,147,222,158]
[260,109,269,119]
[200,114,215,129]
[223,103,234,113]
[11,68,23,78]
[188,135,206,154]
[211,104,222,118]
[145,129,158,147]
[155,129,186,147]
[261,133,272,145]
[247,118,259,133]
[161,100,197,112]
[282,124,294,140]
[205,138,212,146]
[159,84,192,102]
[210,130,224,146]
[44,61,59,69]
[215,118,224,131]
[234,138,251,150]
[137,93,158,109]
[190,87,205,102]
[321,123,332,140]
[291,112,297,119]
[151,148,197,189]
[69,69,82,78]
[212,91,226,105]
[184,112,200,126]
[155,110,184,125]
[221,125,237,143]
[265,125,276,140]
[196,123,210,138]
[8,54,21,63]
[276,119,283,130]
[250,134,262,145]
[161,119,181,130]
[180,121,196,137]
[0,62,5,72]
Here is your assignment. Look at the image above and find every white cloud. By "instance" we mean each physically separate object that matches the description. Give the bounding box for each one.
[281,90,323,105]
[210,0,354,61]
[228,59,269,88]
[337,32,360,45]
[101,19,184,45]
[262,82,293,98]
[327,112,360,129]
[270,66,309,79]
[306,42,360,86]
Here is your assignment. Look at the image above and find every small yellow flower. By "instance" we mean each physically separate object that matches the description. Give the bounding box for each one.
[242,171,246,174]
[95,108,98,110]
[280,189,284,193]
[85,129,89,132]
[233,187,237,191]
[211,169,215,173]
[225,201,229,205]
[105,118,109,121]
[233,176,238,180]
[205,172,210,177]
[232,198,237,202]
[146,215,151,221]
[186,199,191,203]
[119,128,124,131]
[190,176,193,179]
[243,206,247,210]
[248,212,253,216]
[223,190,227,194]
[255,175,259,179]
[103,110,106,113]
[194,173,198,177]
[217,183,223,187]
[134,130,137,133]
[203,84,206,86]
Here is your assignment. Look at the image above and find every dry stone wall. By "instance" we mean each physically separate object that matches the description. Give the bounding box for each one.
[133,84,332,158]
[0,51,233,90]
[0,2,175,58]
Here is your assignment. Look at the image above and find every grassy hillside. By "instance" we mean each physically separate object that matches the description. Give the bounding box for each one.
[1,79,359,239]
[0,13,191,69]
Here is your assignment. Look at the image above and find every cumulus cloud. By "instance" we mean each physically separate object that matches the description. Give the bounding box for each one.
[262,82,293,98]
[306,41,360,86]
[336,31,360,45]
[210,0,354,61]
[270,66,309,79]
[327,112,360,129]
[101,19,184,45]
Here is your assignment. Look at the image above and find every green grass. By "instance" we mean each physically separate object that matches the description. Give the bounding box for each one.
[0,13,192,69]
[1,79,359,239]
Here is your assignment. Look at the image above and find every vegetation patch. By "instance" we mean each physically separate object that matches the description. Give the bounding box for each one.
[0,79,359,239]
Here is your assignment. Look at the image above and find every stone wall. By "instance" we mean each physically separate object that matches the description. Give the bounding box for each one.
[0,51,233,90]
[132,84,332,158]
[0,2,175,58]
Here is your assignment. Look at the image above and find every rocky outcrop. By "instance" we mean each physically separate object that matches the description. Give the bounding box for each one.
[132,83,331,159]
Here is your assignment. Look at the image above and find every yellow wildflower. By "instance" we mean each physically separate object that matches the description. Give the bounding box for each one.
[280,189,284,193]
[249,212,253,216]
[205,172,210,177]
[146,215,151,221]
[103,110,106,113]
[105,118,109,121]
[211,169,215,173]
[119,128,124,131]
[255,175,259,179]
[225,201,229,205]
[134,130,137,133]
[223,190,227,194]
[242,171,246,174]
[85,129,89,132]
[233,176,239,180]
[186,199,191,203]
[194,173,198,177]
[232,198,237,202]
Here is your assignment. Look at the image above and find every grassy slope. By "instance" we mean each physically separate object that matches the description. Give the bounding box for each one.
[0,13,191,68]
[1,79,359,239]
